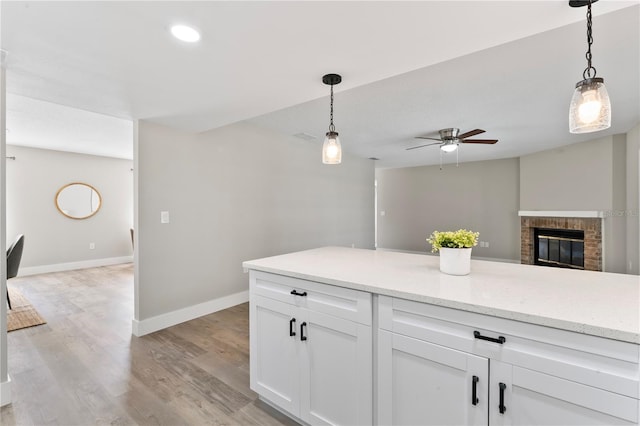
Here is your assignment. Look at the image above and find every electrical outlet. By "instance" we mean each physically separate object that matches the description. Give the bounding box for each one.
[161,211,170,224]
[89,242,95,250]
[485,241,490,248]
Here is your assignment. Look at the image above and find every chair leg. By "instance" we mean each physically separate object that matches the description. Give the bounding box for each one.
[7,289,11,310]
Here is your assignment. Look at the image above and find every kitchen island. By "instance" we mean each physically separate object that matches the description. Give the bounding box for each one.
[243,247,640,425]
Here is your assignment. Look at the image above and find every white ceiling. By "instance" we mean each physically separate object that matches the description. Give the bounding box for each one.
[6,94,133,159]
[249,4,640,168]
[1,1,639,166]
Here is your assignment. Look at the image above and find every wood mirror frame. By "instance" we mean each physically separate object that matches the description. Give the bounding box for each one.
[55,182,102,220]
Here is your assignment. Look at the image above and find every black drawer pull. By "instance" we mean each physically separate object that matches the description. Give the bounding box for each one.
[471,376,479,406]
[290,290,307,297]
[499,382,507,414]
[474,331,506,344]
[289,318,296,337]
[300,322,308,341]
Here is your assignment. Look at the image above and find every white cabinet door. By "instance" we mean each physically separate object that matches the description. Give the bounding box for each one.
[490,361,639,426]
[250,295,300,417]
[378,330,488,426]
[300,309,372,426]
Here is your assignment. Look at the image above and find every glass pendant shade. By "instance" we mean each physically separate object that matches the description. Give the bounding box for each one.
[322,131,342,164]
[569,77,611,133]
[440,142,458,153]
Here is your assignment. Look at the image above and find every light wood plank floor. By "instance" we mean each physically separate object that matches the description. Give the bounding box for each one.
[1,263,298,426]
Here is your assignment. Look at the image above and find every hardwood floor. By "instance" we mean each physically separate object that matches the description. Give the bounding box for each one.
[1,263,298,426]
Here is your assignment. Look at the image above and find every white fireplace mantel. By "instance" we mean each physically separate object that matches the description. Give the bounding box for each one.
[518,211,603,218]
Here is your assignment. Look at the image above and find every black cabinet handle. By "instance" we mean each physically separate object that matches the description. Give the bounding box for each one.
[300,322,307,341]
[290,290,307,297]
[289,318,296,337]
[471,376,479,406]
[499,382,507,414]
[474,331,506,344]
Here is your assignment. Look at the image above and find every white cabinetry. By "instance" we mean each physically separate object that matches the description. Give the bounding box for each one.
[378,296,639,426]
[251,295,300,414]
[250,271,372,426]
[491,361,638,426]
[378,330,488,425]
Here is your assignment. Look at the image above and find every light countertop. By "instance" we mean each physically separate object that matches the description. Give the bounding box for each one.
[243,246,640,344]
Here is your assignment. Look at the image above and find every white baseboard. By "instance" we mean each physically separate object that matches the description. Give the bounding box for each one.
[132,290,249,337]
[18,256,133,276]
[0,376,11,407]
[472,255,520,264]
[376,247,519,264]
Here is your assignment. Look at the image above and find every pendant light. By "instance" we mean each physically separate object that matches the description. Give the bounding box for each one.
[322,73,342,164]
[569,0,611,134]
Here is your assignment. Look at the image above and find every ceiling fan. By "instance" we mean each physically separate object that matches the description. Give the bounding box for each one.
[407,128,498,152]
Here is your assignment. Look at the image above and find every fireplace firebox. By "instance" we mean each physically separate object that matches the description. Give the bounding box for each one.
[520,216,601,271]
[534,228,585,270]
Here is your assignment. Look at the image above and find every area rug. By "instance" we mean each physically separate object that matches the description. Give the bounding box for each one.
[7,286,46,331]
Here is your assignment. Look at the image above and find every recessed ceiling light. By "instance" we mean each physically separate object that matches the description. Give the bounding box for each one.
[171,25,200,43]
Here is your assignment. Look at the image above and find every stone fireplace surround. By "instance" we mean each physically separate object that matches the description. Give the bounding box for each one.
[519,211,603,272]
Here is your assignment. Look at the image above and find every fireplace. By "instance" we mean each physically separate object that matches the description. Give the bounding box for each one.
[534,228,584,270]
[520,213,602,272]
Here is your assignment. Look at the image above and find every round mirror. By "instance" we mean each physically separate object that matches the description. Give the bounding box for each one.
[55,183,102,219]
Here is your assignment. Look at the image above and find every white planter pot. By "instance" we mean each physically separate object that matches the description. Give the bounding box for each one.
[439,247,472,275]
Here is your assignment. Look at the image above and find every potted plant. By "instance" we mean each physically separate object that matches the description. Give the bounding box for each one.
[427,229,479,275]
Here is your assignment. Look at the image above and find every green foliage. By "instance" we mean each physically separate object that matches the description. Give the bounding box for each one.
[427,229,479,253]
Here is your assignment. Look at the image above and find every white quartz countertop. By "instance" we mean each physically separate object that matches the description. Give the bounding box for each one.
[243,247,640,344]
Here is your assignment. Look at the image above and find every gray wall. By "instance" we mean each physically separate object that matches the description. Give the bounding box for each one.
[1,59,8,395]
[627,123,640,274]
[6,145,133,270]
[611,135,627,273]
[136,120,374,320]
[520,136,614,211]
[520,135,635,274]
[376,158,521,261]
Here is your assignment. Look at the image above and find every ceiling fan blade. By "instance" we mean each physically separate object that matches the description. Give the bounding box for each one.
[414,136,442,141]
[406,142,442,150]
[461,139,498,144]
[458,129,485,139]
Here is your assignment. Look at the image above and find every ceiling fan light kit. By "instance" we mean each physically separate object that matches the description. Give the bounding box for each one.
[406,128,499,169]
[440,141,458,153]
[408,128,498,151]
[322,73,342,165]
[569,0,611,134]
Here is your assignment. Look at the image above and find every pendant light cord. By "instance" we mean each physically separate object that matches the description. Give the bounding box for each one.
[329,84,335,132]
[583,0,597,79]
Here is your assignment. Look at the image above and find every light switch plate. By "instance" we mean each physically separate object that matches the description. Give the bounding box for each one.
[161,211,170,224]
